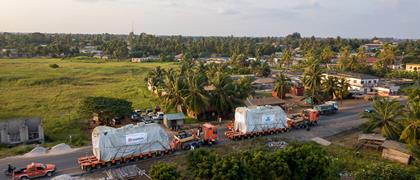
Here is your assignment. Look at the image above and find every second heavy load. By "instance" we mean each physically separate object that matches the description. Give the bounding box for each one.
[233,105,288,134]
[92,123,171,161]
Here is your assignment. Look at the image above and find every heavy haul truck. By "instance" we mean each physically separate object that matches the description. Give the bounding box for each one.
[78,122,217,171]
[225,105,320,140]
[224,106,289,140]
[287,109,319,128]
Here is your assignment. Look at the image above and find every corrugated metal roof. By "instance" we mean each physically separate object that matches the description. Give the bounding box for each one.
[164,112,186,120]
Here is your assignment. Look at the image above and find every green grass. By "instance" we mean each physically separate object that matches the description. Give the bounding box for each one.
[0,58,177,147]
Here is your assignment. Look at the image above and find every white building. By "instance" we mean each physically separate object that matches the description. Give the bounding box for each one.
[323,72,380,94]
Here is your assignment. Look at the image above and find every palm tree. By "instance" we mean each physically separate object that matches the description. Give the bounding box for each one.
[334,78,349,104]
[320,46,334,63]
[281,49,292,68]
[400,98,420,145]
[379,44,396,69]
[322,76,338,100]
[145,66,166,94]
[361,98,405,140]
[184,74,209,118]
[337,46,350,71]
[302,54,323,104]
[273,74,290,99]
[161,71,186,113]
[209,72,242,116]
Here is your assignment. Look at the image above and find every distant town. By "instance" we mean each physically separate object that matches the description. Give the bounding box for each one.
[0,31,419,179]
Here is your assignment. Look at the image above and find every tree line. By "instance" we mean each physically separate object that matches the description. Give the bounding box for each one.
[150,143,419,180]
[2,32,420,64]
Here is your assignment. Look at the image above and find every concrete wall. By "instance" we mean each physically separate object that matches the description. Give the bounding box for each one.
[0,118,44,145]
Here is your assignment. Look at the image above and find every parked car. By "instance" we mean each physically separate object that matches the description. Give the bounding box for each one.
[364,107,373,113]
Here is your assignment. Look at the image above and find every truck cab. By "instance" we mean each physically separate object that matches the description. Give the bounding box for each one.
[12,162,56,180]
[171,123,218,150]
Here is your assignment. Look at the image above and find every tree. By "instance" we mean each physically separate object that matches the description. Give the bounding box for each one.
[187,149,218,178]
[161,71,187,113]
[400,91,420,145]
[322,76,338,100]
[337,46,350,71]
[335,78,350,104]
[209,72,243,116]
[320,46,334,63]
[184,74,209,118]
[278,143,334,179]
[361,98,405,140]
[273,73,290,99]
[302,53,323,104]
[281,48,292,68]
[379,44,396,69]
[150,162,180,180]
[78,96,133,125]
[145,66,166,94]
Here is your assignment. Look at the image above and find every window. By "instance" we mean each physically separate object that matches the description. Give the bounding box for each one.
[373,80,377,83]
[353,80,357,83]
[361,81,364,84]
[368,80,371,83]
[36,166,44,170]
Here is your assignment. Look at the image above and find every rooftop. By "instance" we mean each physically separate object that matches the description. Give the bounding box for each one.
[245,97,286,107]
[324,72,379,80]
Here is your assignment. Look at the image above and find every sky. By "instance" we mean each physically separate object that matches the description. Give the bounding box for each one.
[0,0,419,39]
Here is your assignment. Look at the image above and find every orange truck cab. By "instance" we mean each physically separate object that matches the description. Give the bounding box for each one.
[202,123,218,144]
[303,109,319,123]
[12,162,56,180]
[171,123,218,150]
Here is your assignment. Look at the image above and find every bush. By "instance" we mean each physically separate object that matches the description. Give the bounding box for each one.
[150,162,180,180]
[187,149,218,178]
[278,143,334,179]
[78,96,133,124]
[49,64,59,68]
[353,163,417,180]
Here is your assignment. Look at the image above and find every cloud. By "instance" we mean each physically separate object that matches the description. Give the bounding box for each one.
[292,0,321,10]
[217,8,240,15]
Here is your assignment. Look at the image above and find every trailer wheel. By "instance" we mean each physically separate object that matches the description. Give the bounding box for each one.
[86,166,92,172]
[20,176,29,180]
[107,162,112,167]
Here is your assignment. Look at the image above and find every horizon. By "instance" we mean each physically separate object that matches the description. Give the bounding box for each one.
[1,0,420,39]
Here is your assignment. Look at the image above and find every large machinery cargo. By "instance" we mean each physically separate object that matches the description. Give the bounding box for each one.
[79,123,172,171]
[225,106,288,140]
[92,123,171,161]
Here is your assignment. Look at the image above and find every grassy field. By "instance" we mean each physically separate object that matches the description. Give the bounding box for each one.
[0,58,177,147]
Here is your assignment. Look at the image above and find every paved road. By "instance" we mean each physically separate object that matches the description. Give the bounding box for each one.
[0,98,405,179]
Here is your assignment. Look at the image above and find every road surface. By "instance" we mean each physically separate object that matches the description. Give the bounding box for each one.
[0,98,405,179]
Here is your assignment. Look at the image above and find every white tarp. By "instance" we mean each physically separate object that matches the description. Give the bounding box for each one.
[92,123,171,161]
[234,106,288,134]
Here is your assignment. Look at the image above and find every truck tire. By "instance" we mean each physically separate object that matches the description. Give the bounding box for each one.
[47,171,53,177]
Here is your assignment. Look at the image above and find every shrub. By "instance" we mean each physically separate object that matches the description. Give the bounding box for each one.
[278,143,335,179]
[150,162,180,180]
[353,163,417,180]
[49,64,59,68]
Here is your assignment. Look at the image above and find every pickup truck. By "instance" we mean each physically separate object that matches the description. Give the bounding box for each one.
[11,162,56,180]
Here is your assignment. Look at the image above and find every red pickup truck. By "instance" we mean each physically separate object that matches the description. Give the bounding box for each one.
[11,162,56,180]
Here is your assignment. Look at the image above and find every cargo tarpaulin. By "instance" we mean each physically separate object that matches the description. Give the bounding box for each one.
[92,123,171,161]
[234,106,288,134]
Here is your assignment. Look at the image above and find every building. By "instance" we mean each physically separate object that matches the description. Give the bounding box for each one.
[382,140,412,165]
[362,43,383,52]
[252,77,276,91]
[244,97,286,107]
[405,64,420,72]
[163,112,186,130]
[323,72,379,94]
[373,83,400,96]
[366,57,379,65]
[131,56,160,63]
[0,118,44,145]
